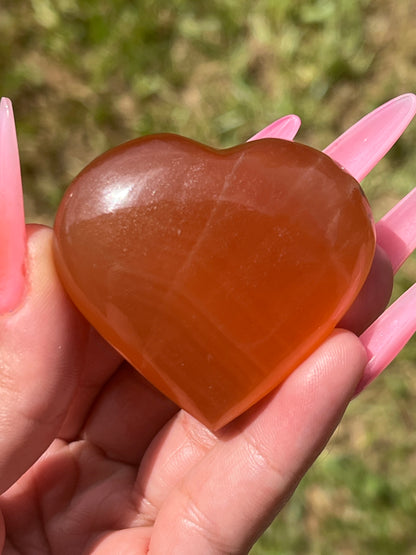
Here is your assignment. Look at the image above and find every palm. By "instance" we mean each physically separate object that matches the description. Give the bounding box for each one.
[0,228,368,554]
[0,325,180,554]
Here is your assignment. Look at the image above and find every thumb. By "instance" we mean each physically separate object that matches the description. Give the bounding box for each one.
[0,225,89,493]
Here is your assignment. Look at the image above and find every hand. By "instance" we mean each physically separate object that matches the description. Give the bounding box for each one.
[0,225,369,554]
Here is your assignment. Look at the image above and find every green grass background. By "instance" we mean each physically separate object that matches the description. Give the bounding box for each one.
[1,1,415,552]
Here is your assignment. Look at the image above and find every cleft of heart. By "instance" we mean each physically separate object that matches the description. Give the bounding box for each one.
[53,134,375,430]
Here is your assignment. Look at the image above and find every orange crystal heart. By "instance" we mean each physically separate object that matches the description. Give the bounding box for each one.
[53,134,375,429]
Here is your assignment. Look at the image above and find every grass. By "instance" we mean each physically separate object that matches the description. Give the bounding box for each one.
[1,1,415,552]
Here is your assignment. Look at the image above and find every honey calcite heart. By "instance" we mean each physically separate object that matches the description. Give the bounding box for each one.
[53,134,375,430]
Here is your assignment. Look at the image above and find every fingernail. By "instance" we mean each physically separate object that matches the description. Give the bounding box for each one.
[248,114,301,141]
[0,97,26,314]
[376,186,416,274]
[355,282,416,395]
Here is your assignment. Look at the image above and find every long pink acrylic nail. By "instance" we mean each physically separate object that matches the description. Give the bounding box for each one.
[248,114,301,141]
[0,97,26,314]
[356,282,416,395]
[376,187,416,274]
[324,93,416,182]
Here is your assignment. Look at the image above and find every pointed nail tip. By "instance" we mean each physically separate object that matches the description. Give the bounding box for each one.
[397,92,416,102]
[247,114,301,142]
[287,114,301,124]
[0,97,13,114]
[269,114,301,131]
[393,93,416,116]
[0,94,27,309]
[283,114,301,130]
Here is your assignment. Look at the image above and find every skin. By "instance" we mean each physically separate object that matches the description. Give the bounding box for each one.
[338,245,394,335]
[0,225,392,554]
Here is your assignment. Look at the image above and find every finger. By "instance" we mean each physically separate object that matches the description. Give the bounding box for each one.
[58,327,124,441]
[338,245,393,335]
[133,410,218,525]
[148,330,366,554]
[82,361,178,465]
[0,225,89,493]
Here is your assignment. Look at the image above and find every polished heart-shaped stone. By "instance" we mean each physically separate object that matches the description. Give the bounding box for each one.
[53,134,375,430]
